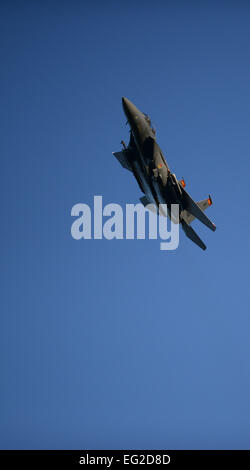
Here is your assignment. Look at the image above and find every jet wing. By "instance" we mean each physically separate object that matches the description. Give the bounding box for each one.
[112,150,133,171]
[140,196,158,214]
[181,187,216,232]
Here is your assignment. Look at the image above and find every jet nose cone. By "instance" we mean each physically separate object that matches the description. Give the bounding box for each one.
[122,96,129,112]
[122,96,139,121]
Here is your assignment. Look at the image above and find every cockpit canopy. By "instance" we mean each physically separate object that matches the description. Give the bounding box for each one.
[143,113,156,134]
[143,113,151,125]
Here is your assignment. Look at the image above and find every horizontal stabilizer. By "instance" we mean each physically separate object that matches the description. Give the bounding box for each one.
[181,187,216,232]
[182,195,213,225]
[181,219,206,251]
[112,150,133,171]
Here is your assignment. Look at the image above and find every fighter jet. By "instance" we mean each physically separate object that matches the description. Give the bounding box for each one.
[113,97,216,250]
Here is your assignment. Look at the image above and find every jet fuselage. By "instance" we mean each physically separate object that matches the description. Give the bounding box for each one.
[122,96,170,210]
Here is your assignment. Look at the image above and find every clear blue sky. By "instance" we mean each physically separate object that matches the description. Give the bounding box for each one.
[1,1,250,449]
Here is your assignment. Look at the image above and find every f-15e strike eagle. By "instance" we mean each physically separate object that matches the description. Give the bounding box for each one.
[113,97,216,250]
